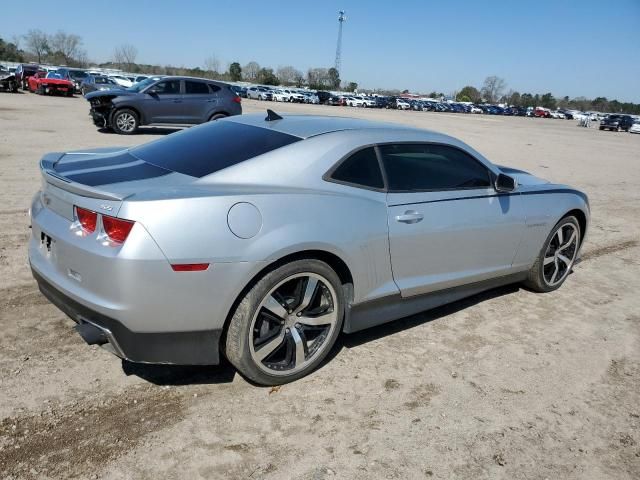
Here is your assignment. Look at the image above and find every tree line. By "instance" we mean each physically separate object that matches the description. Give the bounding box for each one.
[1,31,637,113]
[455,76,640,115]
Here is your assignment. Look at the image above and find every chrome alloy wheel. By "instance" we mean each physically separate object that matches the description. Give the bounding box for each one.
[115,112,136,132]
[249,273,339,376]
[543,222,579,287]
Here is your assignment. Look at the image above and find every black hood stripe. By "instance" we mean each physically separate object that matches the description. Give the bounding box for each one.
[65,162,171,186]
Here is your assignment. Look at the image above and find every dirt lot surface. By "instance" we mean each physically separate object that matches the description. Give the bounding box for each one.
[1,92,639,480]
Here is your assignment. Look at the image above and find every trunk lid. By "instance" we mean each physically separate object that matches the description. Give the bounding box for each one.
[39,148,194,219]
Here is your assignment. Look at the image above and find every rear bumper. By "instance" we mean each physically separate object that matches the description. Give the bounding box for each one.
[33,268,221,364]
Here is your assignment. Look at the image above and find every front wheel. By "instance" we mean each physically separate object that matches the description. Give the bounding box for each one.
[208,113,226,121]
[112,109,139,134]
[524,216,581,292]
[225,259,344,385]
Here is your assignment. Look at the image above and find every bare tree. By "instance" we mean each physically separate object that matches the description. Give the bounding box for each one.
[481,75,507,103]
[23,29,49,63]
[242,61,260,81]
[49,31,83,65]
[307,68,330,89]
[276,66,300,85]
[113,44,138,70]
[204,55,220,76]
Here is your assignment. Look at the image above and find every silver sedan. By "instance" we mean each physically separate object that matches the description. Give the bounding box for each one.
[29,111,589,385]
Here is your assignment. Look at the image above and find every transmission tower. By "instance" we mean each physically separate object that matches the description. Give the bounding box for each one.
[334,10,346,74]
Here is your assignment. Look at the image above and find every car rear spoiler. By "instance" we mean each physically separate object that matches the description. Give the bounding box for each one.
[40,155,126,201]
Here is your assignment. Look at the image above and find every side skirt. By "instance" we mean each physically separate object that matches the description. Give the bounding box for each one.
[343,272,527,334]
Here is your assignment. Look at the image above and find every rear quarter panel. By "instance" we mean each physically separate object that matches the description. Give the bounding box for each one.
[119,187,396,305]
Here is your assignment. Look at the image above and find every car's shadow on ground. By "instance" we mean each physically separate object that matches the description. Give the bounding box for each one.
[98,127,183,136]
[122,283,521,387]
[121,357,237,386]
[327,283,521,358]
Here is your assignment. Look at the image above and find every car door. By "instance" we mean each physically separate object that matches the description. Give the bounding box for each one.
[141,79,184,124]
[182,80,219,123]
[382,143,526,297]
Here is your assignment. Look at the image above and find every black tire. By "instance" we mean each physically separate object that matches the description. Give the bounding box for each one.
[524,215,581,293]
[208,113,227,122]
[111,108,139,135]
[599,126,604,130]
[225,259,345,385]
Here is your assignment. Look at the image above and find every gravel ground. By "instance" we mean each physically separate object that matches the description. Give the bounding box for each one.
[0,92,639,480]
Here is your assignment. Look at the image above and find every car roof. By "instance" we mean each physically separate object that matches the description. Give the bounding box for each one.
[224,113,435,139]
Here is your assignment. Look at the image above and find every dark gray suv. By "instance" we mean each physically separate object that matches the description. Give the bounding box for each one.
[85,76,242,134]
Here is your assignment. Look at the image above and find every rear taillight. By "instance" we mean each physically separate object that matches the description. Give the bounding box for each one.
[233,96,241,103]
[102,215,135,244]
[75,206,97,234]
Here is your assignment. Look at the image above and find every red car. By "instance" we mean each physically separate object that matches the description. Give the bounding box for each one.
[28,71,74,96]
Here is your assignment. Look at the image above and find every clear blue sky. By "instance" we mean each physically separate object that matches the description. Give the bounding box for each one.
[2,0,639,102]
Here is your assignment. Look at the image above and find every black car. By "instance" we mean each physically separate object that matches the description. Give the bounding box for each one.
[599,114,634,132]
[316,90,331,104]
[57,68,89,94]
[15,63,39,90]
[85,76,242,134]
[0,65,18,92]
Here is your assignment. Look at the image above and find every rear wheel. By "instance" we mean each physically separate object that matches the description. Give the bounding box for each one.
[208,113,226,122]
[524,216,581,292]
[225,259,344,385]
[112,109,139,135]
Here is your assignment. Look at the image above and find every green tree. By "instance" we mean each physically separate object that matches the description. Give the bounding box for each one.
[229,62,242,82]
[507,91,521,106]
[540,92,557,109]
[327,67,340,89]
[346,81,358,92]
[256,67,278,85]
[457,95,471,102]
[520,93,534,107]
[0,37,24,62]
[458,85,481,103]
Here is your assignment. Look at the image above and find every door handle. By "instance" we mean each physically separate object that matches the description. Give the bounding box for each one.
[395,210,424,224]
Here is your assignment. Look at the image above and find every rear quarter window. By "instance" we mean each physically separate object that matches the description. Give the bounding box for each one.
[130,121,300,178]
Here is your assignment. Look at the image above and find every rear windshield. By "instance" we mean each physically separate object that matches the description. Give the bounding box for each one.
[130,121,300,177]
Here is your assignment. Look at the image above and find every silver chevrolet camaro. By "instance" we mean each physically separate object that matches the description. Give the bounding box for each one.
[29,111,589,385]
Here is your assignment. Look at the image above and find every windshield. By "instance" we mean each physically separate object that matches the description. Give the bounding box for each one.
[95,77,114,85]
[46,72,63,79]
[126,77,156,92]
[131,121,301,178]
[69,70,88,79]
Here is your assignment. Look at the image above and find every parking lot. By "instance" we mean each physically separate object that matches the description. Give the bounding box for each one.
[1,92,639,479]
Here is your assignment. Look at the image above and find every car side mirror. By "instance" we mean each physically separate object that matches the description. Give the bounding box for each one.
[495,173,517,193]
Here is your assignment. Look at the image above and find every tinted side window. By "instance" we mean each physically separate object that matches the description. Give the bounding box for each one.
[330,148,384,189]
[151,80,180,95]
[379,144,490,191]
[185,81,209,94]
[209,84,221,93]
